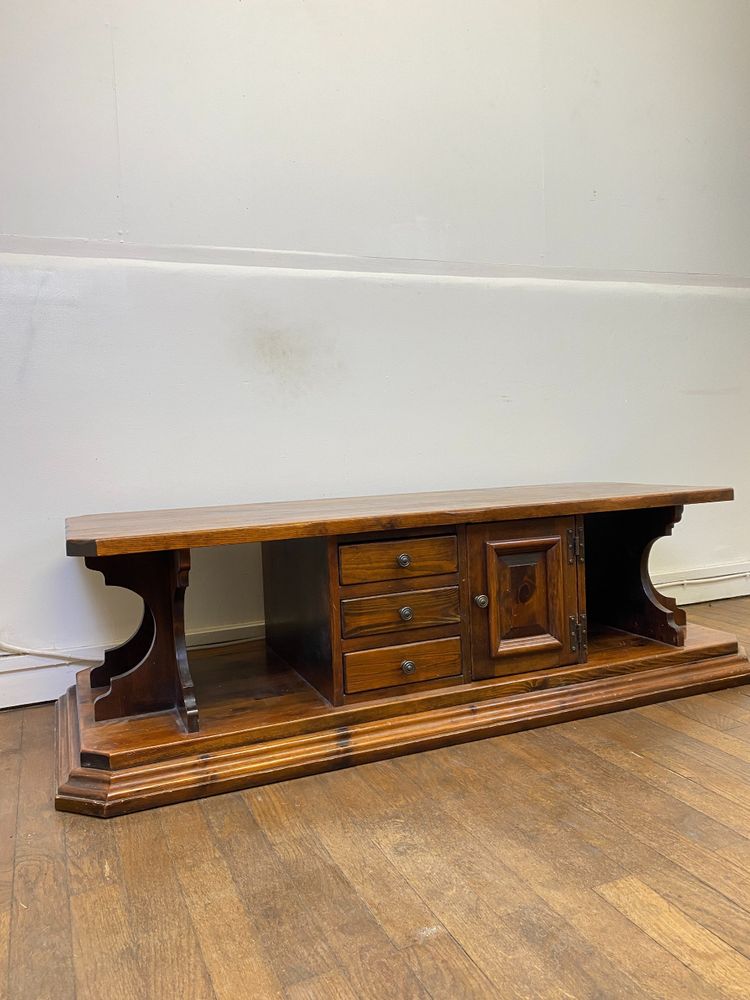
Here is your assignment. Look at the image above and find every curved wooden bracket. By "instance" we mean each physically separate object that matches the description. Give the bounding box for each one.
[85,549,198,732]
[584,505,687,646]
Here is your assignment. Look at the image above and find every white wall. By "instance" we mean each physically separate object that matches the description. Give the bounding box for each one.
[2,1,749,705]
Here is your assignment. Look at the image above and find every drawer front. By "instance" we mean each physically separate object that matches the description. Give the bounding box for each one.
[339,535,458,585]
[344,637,463,694]
[341,586,461,639]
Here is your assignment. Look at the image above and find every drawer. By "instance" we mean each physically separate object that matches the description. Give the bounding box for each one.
[344,637,463,694]
[341,586,461,639]
[339,535,458,585]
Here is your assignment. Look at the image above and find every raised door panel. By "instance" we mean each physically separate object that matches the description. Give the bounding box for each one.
[468,517,582,679]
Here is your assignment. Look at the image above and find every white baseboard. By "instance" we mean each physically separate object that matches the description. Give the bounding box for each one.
[654,562,750,606]
[0,620,266,710]
[1,567,748,711]
[186,620,265,647]
[0,657,81,710]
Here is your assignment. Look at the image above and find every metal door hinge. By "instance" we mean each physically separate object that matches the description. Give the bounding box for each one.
[568,613,588,658]
[567,525,586,565]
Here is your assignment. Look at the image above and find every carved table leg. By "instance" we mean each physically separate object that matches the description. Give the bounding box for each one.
[584,505,687,646]
[85,549,198,732]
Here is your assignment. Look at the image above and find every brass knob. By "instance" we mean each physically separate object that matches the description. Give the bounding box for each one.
[399,606,414,621]
[401,659,416,675]
[474,594,489,609]
[396,552,412,568]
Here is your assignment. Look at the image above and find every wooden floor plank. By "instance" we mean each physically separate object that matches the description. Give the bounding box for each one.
[404,738,722,1000]
[113,808,216,1000]
[316,773,564,999]
[68,883,146,1000]
[0,709,23,753]
[307,936,430,1000]
[719,721,750,744]
[619,711,750,804]
[337,766,540,917]
[339,760,647,1000]
[201,793,340,990]
[639,701,750,763]
[400,928,505,1000]
[0,912,9,1000]
[709,690,750,718]
[560,713,750,839]
[665,691,750,731]
[245,782,431,1000]
[252,770,444,950]
[4,594,750,998]
[7,706,75,1000]
[284,968,360,1000]
[501,725,750,908]
[524,720,750,850]
[161,800,283,1000]
[640,862,750,960]
[0,713,21,1000]
[597,875,750,1000]
[263,767,545,999]
[64,809,123,896]
[565,712,750,812]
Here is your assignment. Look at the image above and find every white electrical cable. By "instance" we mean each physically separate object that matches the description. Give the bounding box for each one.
[668,571,750,588]
[0,640,99,665]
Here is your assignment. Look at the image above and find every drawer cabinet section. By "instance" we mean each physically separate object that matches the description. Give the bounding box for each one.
[341,586,461,639]
[339,535,458,585]
[344,637,463,694]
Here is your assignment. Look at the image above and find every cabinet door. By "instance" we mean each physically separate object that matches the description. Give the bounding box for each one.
[468,517,583,679]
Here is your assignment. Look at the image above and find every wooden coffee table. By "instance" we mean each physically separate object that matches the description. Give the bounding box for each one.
[56,483,749,817]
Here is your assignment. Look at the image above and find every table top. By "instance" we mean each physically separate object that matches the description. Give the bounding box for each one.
[65,482,733,556]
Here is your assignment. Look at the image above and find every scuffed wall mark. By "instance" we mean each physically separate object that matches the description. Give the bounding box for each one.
[253,329,313,382]
[243,327,345,394]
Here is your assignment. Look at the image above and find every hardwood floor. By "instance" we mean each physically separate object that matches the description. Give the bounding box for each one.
[2,596,749,999]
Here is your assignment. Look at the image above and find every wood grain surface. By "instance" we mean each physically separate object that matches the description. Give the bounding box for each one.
[343,637,463,694]
[338,535,458,585]
[340,586,461,639]
[65,483,733,555]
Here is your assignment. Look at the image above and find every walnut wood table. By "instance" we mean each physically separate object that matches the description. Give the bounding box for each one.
[56,483,750,817]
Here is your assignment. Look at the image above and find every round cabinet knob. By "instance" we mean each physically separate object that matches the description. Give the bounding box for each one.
[401,659,416,675]
[396,552,412,568]
[474,594,489,609]
[399,606,414,622]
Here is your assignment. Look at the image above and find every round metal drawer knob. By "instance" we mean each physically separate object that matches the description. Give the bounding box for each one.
[474,594,489,609]
[401,659,417,675]
[399,606,414,621]
[396,552,412,568]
